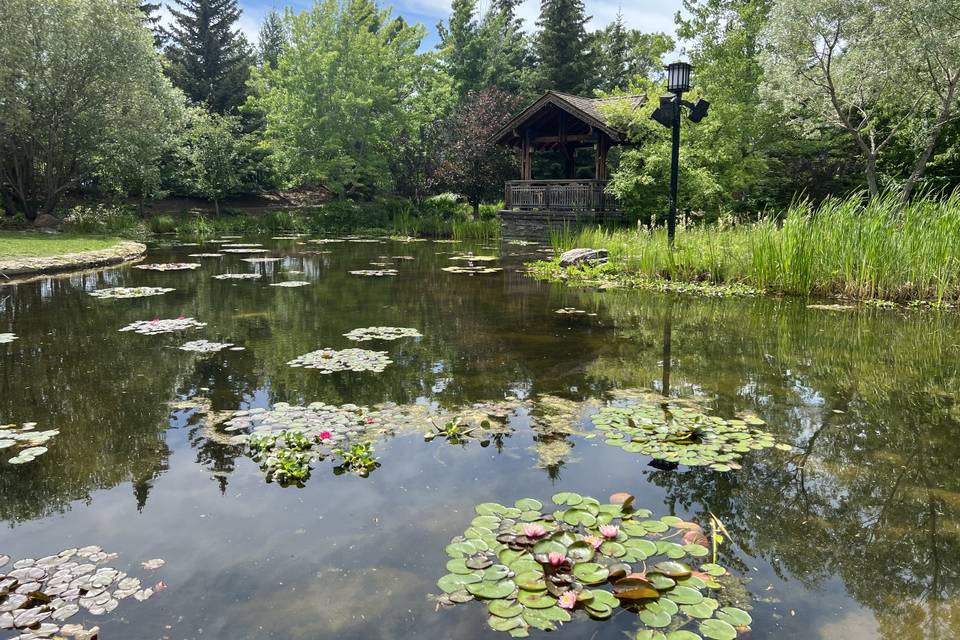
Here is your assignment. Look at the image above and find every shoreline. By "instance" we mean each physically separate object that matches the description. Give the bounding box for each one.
[0,240,146,279]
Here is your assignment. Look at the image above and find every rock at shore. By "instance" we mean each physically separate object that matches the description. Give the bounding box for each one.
[559,247,609,267]
[33,213,61,229]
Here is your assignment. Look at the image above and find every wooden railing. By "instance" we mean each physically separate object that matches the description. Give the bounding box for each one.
[503,180,619,213]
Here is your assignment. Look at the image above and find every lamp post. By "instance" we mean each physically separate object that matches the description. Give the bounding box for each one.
[651,62,710,246]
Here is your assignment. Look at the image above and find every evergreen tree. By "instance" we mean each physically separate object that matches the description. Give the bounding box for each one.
[534,0,593,94]
[165,0,252,113]
[258,8,285,69]
[478,0,531,95]
[598,11,629,91]
[437,0,487,97]
[138,2,166,49]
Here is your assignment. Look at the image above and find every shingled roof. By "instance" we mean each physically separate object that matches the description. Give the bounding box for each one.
[490,91,647,146]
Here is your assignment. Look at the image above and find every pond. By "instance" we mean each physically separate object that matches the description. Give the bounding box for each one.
[0,235,958,639]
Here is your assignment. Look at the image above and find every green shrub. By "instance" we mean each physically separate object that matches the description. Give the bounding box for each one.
[62,204,148,239]
[148,214,177,233]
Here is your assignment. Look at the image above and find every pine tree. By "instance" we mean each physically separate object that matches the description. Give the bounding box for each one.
[598,10,630,91]
[479,0,531,95]
[138,1,166,49]
[165,0,252,113]
[534,0,593,94]
[257,8,285,69]
[437,0,486,97]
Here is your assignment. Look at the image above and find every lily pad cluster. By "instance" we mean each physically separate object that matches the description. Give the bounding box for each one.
[442,266,503,274]
[188,253,224,258]
[287,348,392,373]
[0,546,164,638]
[449,254,499,262]
[0,334,17,344]
[241,257,283,263]
[212,273,262,280]
[178,340,235,353]
[118,318,207,335]
[591,400,789,471]
[220,248,270,254]
[88,287,174,299]
[133,263,200,271]
[342,326,422,342]
[221,243,262,248]
[270,281,311,288]
[349,269,398,277]
[0,422,58,465]
[435,493,750,639]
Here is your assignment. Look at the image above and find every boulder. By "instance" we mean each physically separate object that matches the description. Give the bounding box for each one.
[33,213,61,229]
[559,247,609,267]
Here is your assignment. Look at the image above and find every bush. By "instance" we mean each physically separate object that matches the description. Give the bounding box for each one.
[62,204,148,239]
[148,215,177,233]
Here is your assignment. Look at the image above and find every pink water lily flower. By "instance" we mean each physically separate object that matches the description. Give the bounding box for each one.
[599,524,620,539]
[558,591,577,609]
[584,535,603,549]
[318,431,332,440]
[547,551,567,566]
[523,523,547,539]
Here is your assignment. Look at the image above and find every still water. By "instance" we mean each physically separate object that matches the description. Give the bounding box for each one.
[1,236,958,639]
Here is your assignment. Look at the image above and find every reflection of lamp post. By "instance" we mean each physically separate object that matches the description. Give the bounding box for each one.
[651,62,710,246]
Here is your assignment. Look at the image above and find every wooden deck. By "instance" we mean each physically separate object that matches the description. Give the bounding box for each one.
[503,179,621,213]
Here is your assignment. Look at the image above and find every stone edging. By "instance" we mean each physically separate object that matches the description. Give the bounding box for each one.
[0,240,146,278]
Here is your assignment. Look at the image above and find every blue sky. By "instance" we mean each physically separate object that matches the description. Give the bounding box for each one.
[161,0,684,51]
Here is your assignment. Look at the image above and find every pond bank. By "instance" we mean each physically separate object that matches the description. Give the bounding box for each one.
[0,233,145,278]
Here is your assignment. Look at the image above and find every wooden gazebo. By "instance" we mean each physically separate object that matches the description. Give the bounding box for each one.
[490,91,645,218]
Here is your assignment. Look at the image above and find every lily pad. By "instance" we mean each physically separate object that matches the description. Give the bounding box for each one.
[287,348,391,373]
[699,618,738,640]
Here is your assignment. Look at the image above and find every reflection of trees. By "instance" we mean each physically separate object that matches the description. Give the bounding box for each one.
[588,290,960,639]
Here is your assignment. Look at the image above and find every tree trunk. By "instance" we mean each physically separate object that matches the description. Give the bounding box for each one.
[213,198,220,218]
[865,154,879,198]
[472,200,480,217]
[902,85,957,203]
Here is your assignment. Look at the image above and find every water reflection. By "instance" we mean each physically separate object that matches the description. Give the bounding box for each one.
[0,238,958,638]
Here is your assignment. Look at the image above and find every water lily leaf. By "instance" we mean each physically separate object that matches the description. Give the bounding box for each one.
[517,590,557,609]
[584,602,613,619]
[489,599,524,619]
[515,571,547,591]
[699,619,738,640]
[438,572,482,593]
[446,558,471,574]
[539,606,572,622]
[562,509,596,527]
[566,541,595,563]
[446,542,477,558]
[612,576,659,600]
[467,579,516,599]
[652,561,692,578]
[641,520,670,533]
[488,614,523,631]
[522,608,556,630]
[639,605,672,628]
[645,572,676,590]
[635,632,667,640]
[600,541,626,558]
[508,627,530,638]
[509,559,541,575]
[472,515,501,529]
[532,539,566,556]
[681,602,718,619]
[665,585,703,605]
[665,631,702,640]
[716,607,752,626]
[552,492,583,506]
[609,492,635,509]
[572,562,609,585]
[514,498,542,511]
[484,565,512,581]
[699,563,727,577]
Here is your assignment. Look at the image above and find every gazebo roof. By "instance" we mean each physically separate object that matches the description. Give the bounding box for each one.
[490,91,647,146]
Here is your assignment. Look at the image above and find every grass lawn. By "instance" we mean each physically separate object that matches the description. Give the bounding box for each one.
[0,232,124,259]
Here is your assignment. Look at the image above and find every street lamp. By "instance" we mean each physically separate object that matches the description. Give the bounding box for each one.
[651,62,710,245]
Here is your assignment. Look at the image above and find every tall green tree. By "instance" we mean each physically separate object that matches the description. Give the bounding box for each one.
[138,1,166,48]
[0,0,183,219]
[173,107,250,215]
[257,8,286,69]
[437,0,487,97]
[165,0,252,113]
[595,13,673,91]
[762,0,960,199]
[533,0,593,94]
[248,0,431,197]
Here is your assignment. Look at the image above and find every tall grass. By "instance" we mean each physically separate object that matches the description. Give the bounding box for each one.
[547,191,960,303]
[452,218,500,241]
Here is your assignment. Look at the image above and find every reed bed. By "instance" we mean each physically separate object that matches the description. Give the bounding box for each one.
[549,192,960,303]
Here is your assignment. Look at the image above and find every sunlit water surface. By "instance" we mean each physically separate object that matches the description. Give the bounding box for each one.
[1,236,959,640]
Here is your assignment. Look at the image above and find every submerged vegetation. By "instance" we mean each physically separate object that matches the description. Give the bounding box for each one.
[435,493,750,639]
[539,192,960,304]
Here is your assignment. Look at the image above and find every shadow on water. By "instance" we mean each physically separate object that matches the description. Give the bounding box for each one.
[0,236,958,638]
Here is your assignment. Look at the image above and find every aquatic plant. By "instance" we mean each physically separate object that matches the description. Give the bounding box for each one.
[287,348,392,373]
[270,281,311,287]
[221,243,262,248]
[343,326,422,342]
[349,269,398,276]
[220,248,270,254]
[212,273,262,280]
[442,266,503,274]
[0,333,18,344]
[449,254,499,262]
[555,308,595,315]
[424,417,490,446]
[187,253,224,258]
[241,257,283,263]
[118,318,207,335]
[133,263,201,271]
[434,493,752,639]
[248,434,314,486]
[591,400,791,471]
[88,287,174,299]
[0,546,164,637]
[333,442,379,476]
[178,340,234,353]
[0,422,58,464]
